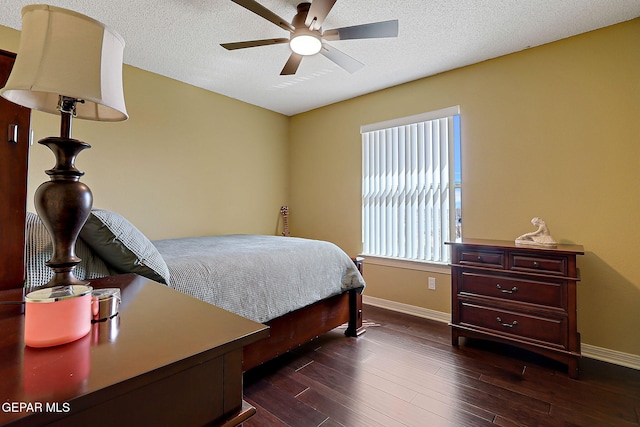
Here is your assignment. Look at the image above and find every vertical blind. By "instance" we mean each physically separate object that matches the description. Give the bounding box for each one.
[361,107,458,263]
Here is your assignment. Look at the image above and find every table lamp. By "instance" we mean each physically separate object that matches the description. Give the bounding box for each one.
[0,4,128,288]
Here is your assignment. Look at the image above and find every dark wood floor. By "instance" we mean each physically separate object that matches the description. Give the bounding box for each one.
[243,304,640,427]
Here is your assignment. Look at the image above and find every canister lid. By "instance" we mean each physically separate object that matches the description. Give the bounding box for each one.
[26,285,93,303]
[92,288,121,302]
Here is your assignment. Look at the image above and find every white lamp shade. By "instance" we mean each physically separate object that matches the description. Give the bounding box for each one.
[0,4,128,121]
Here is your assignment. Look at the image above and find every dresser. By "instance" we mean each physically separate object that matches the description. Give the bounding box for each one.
[0,274,269,426]
[447,239,584,378]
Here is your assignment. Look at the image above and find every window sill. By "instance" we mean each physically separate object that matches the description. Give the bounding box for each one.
[359,255,451,275]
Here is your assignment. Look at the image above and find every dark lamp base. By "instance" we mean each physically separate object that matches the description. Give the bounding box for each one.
[34,136,93,289]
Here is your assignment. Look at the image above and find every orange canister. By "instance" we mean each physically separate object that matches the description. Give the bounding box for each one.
[24,285,93,348]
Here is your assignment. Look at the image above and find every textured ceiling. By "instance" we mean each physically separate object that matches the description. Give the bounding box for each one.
[1,1,640,116]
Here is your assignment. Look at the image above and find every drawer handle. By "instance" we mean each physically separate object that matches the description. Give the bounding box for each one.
[477,256,482,261]
[533,261,539,268]
[8,124,18,144]
[496,284,518,294]
[496,317,518,328]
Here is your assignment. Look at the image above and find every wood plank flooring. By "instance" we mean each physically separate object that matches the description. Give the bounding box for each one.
[243,304,640,427]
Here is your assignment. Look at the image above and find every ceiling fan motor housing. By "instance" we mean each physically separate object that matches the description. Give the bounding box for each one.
[290,2,322,56]
[293,2,312,28]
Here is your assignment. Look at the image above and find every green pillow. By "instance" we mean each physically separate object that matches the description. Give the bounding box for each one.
[79,209,170,284]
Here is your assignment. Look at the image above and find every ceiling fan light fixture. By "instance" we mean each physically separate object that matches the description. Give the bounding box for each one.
[290,33,322,56]
[222,0,399,75]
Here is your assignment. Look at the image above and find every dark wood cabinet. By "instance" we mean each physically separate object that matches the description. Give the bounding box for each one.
[0,274,269,426]
[0,49,31,291]
[448,239,584,378]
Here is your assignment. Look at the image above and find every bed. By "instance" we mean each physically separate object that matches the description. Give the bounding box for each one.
[22,207,365,372]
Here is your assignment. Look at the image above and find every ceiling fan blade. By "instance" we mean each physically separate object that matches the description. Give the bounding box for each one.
[305,0,337,30]
[230,0,295,32]
[221,38,289,50]
[281,53,303,75]
[320,44,364,73]
[322,20,398,41]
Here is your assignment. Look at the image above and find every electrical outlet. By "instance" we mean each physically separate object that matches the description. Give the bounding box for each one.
[428,277,436,290]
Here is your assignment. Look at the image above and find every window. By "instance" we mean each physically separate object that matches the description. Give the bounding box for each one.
[361,106,461,264]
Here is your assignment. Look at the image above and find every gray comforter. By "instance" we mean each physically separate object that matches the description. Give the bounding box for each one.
[152,235,365,323]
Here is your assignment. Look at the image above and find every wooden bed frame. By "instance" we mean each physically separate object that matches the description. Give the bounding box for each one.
[244,269,364,371]
[0,48,364,373]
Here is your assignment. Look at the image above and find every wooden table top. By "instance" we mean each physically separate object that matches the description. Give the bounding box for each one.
[0,274,269,425]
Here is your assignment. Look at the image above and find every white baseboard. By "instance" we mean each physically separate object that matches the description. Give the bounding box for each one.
[362,296,640,371]
[363,295,451,323]
[580,344,640,371]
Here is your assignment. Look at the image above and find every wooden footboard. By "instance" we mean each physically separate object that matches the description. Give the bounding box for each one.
[242,287,364,371]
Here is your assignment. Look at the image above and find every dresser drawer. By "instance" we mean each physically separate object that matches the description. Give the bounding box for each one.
[459,302,566,348]
[459,250,505,268]
[509,253,567,275]
[459,272,564,309]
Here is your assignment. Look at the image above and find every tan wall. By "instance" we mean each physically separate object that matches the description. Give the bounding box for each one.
[1,25,290,240]
[289,19,640,356]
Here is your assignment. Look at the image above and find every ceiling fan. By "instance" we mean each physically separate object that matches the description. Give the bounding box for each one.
[221,0,398,75]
